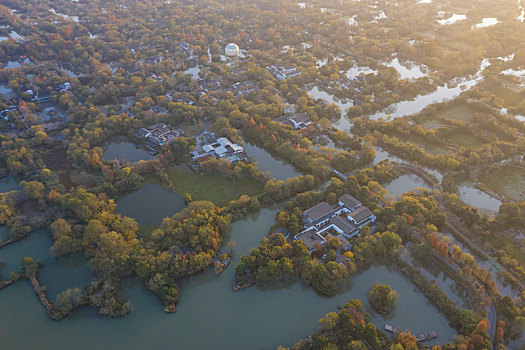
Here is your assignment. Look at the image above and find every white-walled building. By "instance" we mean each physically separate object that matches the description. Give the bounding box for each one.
[193,137,247,163]
[295,194,376,251]
[225,43,240,57]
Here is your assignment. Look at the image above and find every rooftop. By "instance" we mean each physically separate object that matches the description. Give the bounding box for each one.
[339,194,362,211]
[330,216,357,235]
[295,228,326,250]
[349,206,374,224]
[303,202,334,222]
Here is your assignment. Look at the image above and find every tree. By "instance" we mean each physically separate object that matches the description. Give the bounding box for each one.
[55,288,83,313]
[20,181,45,200]
[319,311,338,331]
[20,257,37,275]
[50,218,72,240]
[368,283,399,314]
[183,193,192,205]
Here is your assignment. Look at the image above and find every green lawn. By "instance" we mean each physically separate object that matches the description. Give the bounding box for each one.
[166,167,263,206]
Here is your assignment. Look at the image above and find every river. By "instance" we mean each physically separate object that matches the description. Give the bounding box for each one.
[0,206,456,349]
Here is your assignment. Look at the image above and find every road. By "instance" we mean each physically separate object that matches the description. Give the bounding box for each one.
[331,168,347,180]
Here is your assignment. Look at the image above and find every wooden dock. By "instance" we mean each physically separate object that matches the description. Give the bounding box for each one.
[416,331,437,342]
[384,324,437,342]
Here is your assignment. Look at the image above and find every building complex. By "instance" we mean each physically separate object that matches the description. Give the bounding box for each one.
[295,194,376,251]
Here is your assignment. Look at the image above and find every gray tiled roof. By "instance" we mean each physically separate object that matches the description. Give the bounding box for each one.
[350,206,374,224]
[303,202,334,222]
[339,194,361,210]
[330,216,358,235]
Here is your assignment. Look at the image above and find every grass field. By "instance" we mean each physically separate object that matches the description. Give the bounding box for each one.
[480,165,525,202]
[398,135,449,155]
[446,131,485,148]
[166,167,263,206]
[436,102,476,122]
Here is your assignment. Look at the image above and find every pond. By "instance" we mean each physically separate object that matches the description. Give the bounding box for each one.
[385,58,428,80]
[369,59,490,120]
[345,65,378,80]
[0,229,91,299]
[0,206,455,349]
[370,147,443,183]
[0,84,14,98]
[474,18,500,28]
[480,165,525,202]
[102,142,154,163]
[370,147,406,167]
[243,143,301,180]
[385,174,431,199]
[437,13,466,25]
[116,182,186,226]
[457,182,501,213]
[307,86,353,132]
[184,65,201,80]
[5,61,21,69]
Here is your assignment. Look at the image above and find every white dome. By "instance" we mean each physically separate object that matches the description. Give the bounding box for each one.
[225,43,240,57]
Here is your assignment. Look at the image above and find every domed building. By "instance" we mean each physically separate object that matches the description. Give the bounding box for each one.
[225,43,240,57]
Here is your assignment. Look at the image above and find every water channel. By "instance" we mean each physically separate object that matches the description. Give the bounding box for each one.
[438,230,520,299]
[0,206,455,349]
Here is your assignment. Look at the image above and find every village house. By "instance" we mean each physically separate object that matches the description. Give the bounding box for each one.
[274,113,313,130]
[294,194,376,251]
[150,105,169,115]
[231,81,257,95]
[266,65,301,80]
